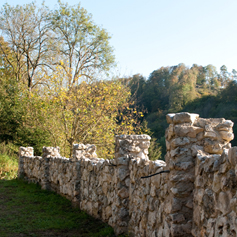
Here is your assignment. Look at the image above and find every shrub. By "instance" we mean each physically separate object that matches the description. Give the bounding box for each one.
[0,153,18,179]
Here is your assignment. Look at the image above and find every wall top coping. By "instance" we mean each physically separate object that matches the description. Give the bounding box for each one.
[19,146,34,151]
[115,134,151,140]
[73,144,96,150]
[166,112,199,124]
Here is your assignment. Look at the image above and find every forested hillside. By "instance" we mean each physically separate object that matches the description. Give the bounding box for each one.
[124,63,237,158]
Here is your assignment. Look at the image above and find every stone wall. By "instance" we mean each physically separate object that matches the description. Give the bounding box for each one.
[192,148,237,236]
[18,112,237,236]
[128,156,169,236]
[165,113,235,237]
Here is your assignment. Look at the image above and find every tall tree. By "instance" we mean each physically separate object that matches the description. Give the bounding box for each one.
[0,37,13,80]
[192,64,206,87]
[0,3,53,90]
[51,1,115,89]
[220,65,229,87]
[0,39,22,143]
[204,64,218,88]
[120,74,146,109]
[43,68,141,157]
[146,67,171,112]
[232,69,237,80]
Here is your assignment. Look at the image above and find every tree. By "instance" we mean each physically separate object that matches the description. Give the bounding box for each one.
[168,64,196,111]
[0,35,49,155]
[120,74,147,113]
[146,67,171,112]
[0,1,116,90]
[41,67,141,157]
[204,64,219,89]
[0,66,22,143]
[51,1,115,89]
[0,3,53,90]
[0,2,132,158]
[232,69,237,80]
[0,36,22,143]
[220,65,230,87]
[0,37,15,80]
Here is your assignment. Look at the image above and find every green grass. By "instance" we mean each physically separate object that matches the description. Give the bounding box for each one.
[0,143,122,236]
[0,154,18,180]
[0,179,115,236]
[0,142,19,180]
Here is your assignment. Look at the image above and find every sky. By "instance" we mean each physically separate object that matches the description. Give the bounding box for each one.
[1,0,237,78]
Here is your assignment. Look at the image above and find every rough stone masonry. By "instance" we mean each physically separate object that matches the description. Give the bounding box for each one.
[18,112,237,236]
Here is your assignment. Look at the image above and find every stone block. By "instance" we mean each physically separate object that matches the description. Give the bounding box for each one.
[19,146,34,157]
[166,113,175,124]
[174,124,203,138]
[219,131,234,142]
[228,147,237,166]
[173,112,199,125]
[218,192,230,215]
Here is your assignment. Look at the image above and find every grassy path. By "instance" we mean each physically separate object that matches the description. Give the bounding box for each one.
[0,179,115,237]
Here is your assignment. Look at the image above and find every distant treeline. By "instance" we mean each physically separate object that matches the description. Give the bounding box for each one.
[123,63,237,158]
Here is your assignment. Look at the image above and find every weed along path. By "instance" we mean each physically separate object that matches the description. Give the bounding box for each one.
[0,179,116,237]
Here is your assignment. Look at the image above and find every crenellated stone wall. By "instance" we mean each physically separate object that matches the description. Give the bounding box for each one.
[165,112,235,237]
[192,147,237,236]
[18,112,237,236]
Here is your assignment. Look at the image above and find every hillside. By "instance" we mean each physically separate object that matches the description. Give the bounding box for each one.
[124,64,237,158]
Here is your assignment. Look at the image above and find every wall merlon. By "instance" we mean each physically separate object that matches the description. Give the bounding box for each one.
[73,143,98,160]
[166,112,199,125]
[19,146,34,157]
[42,146,60,158]
[115,134,151,160]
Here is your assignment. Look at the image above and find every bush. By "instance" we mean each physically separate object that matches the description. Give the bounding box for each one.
[0,154,18,180]
[0,142,18,180]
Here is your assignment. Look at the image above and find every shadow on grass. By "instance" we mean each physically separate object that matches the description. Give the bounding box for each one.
[0,179,116,237]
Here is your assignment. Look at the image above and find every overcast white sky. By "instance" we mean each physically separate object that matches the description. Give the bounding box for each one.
[2,0,237,78]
